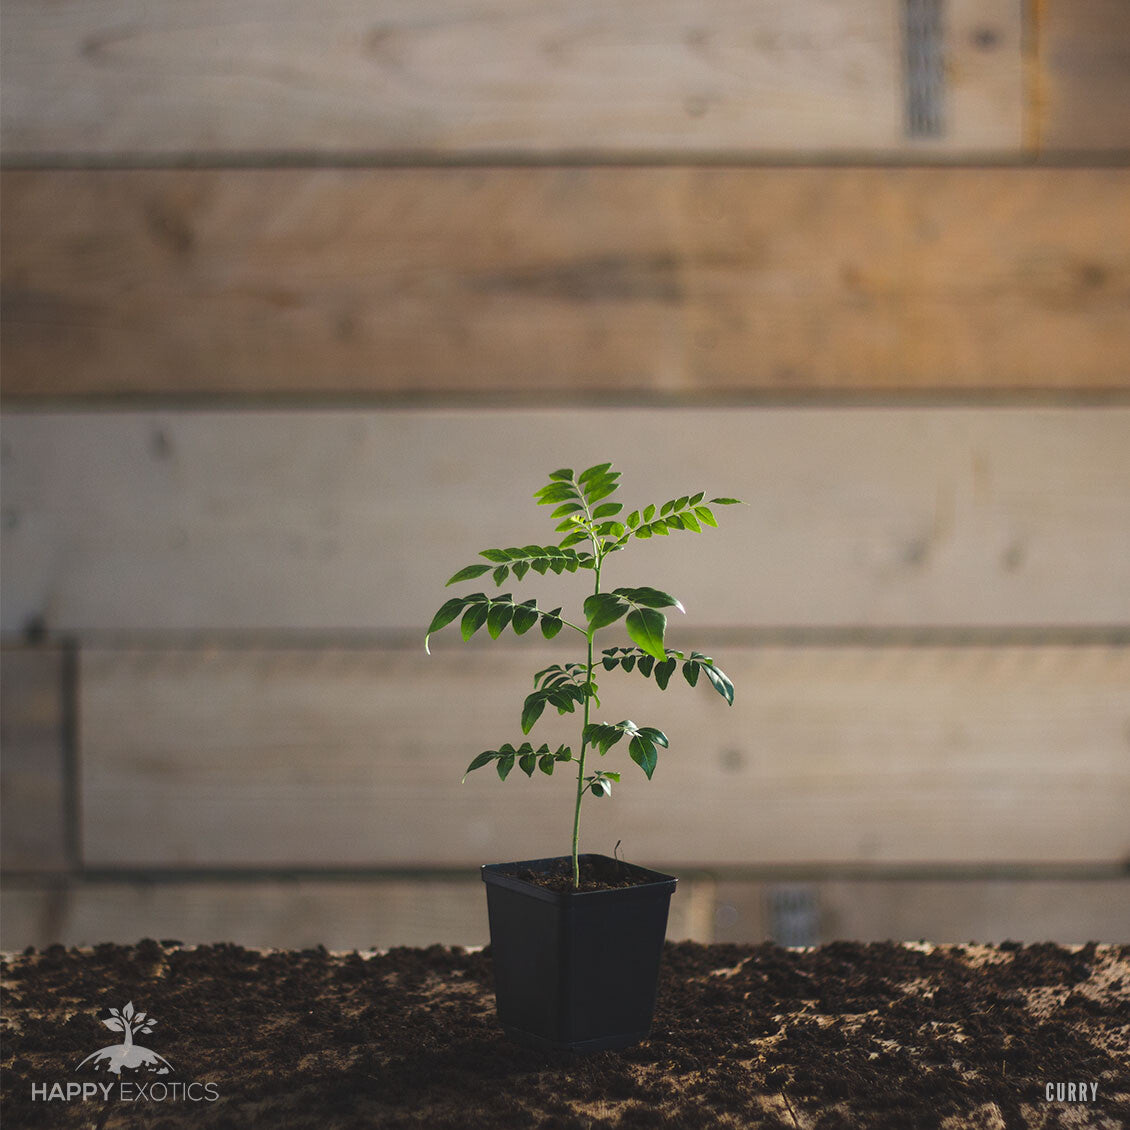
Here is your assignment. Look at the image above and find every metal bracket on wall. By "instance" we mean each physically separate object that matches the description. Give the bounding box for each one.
[904,0,945,137]
[768,885,820,948]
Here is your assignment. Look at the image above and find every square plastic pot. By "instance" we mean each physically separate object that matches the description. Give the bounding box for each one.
[481,853,677,1052]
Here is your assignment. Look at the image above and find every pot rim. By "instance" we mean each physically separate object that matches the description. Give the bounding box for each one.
[481,853,677,904]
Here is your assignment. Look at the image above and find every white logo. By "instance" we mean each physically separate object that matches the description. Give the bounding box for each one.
[75,1001,172,1076]
[32,1000,218,1104]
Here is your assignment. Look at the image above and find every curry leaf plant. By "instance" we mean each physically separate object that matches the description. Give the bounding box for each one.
[425,462,741,888]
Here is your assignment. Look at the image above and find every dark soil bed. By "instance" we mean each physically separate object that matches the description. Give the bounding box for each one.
[2,940,1128,1129]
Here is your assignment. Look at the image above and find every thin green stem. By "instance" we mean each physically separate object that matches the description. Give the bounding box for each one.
[571,489,604,888]
[572,558,600,888]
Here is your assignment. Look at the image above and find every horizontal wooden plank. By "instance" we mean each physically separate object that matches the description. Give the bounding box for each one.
[0,875,713,951]
[713,878,1130,945]
[3,408,1128,632]
[0,646,70,871]
[1038,0,1130,152]
[4,168,1129,398]
[78,645,1130,868]
[4,874,1125,952]
[0,0,1022,159]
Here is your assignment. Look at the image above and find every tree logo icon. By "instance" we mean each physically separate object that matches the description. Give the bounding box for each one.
[75,1002,173,1076]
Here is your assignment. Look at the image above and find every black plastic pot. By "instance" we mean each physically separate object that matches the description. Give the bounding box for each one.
[481,853,677,1052]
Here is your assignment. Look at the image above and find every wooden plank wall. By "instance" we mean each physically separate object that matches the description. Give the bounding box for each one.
[2,0,1128,952]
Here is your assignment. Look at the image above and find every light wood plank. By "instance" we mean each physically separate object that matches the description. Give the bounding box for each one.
[0,646,69,871]
[0,0,1022,159]
[78,645,1130,868]
[3,408,1128,632]
[4,167,1128,398]
[0,875,712,950]
[713,879,1130,944]
[1038,0,1130,152]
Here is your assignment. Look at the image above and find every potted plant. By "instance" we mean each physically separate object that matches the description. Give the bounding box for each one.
[425,462,740,1051]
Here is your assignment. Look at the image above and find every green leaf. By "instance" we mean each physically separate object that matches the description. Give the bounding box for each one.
[637,726,669,748]
[492,564,510,585]
[602,771,621,783]
[425,597,468,647]
[643,504,656,522]
[460,603,489,641]
[462,751,496,781]
[446,563,492,585]
[702,661,735,705]
[626,607,667,660]
[680,510,701,533]
[497,754,515,781]
[512,601,539,635]
[540,609,564,639]
[590,779,609,798]
[660,499,675,516]
[651,519,669,535]
[551,501,584,518]
[616,586,685,613]
[592,502,622,519]
[548,468,574,481]
[694,505,717,527]
[479,548,511,563]
[666,514,684,530]
[626,510,640,529]
[633,525,653,539]
[689,492,704,506]
[584,480,618,505]
[682,661,700,687]
[584,593,629,630]
[538,754,555,775]
[578,462,613,484]
[554,744,573,761]
[629,735,658,779]
[637,654,655,678]
[487,602,513,639]
[653,657,677,690]
[710,497,743,505]
[519,752,537,776]
[521,694,546,734]
[559,531,588,548]
[535,482,579,505]
[512,560,529,581]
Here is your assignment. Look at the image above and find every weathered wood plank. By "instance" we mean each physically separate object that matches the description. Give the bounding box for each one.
[0,0,1022,159]
[1038,0,1130,153]
[0,875,713,951]
[3,409,1128,632]
[4,168,1128,398]
[4,874,1126,951]
[0,646,70,871]
[78,645,1130,868]
[712,879,1130,945]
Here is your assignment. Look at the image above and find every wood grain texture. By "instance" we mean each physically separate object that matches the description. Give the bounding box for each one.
[78,645,1130,868]
[0,0,1022,159]
[4,167,1128,398]
[1038,0,1130,152]
[4,875,1125,951]
[3,408,1128,632]
[0,876,711,951]
[0,647,69,871]
[712,878,1130,944]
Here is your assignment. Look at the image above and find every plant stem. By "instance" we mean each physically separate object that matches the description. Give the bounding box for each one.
[572,515,602,887]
